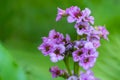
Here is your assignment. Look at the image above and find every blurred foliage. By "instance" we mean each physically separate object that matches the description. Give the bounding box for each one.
[0,0,120,80]
[0,44,26,80]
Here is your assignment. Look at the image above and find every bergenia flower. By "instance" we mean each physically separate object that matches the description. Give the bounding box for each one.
[79,56,96,70]
[72,49,86,62]
[74,22,90,35]
[74,40,86,49]
[65,6,94,24]
[66,6,83,23]
[79,70,99,80]
[38,42,54,56]
[50,44,65,62]
[38,6,109,80]
[56,8,67,21]
[97,26,109,40]
[84,41,99,57]
[87,28,101,48]
[82,8,94,24]
[49,29,64,44]
[84,41,94,49]
[49,66,65,78]
[86,48,98,58]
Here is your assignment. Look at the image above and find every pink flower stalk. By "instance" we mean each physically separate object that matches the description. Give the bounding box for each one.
[38,6,109,80]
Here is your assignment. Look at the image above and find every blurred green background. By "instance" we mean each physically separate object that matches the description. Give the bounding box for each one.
[0,0,120,80]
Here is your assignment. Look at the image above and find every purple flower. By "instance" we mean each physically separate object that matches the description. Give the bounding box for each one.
[56,8,67,21]
[49,29,64,44]
[49,66,64,78]
[50,44,65,62]
[84,41,94,49]
[38,6,109,80]
[74,40,86,49]
[79,70,99,80]
[66,6,83,23]
[86,48,98,58]
[38,42,53,56]
[74,22,90,35]
[67,76,78,80]
[79,56,96,70]
[84,41,98,57]
[42,37,50,42]
[66,6,94,24]
[72,49,86,62]
[87,28,101,48]
[92,40,101,49]
[82,8,94,24]
[97,26,109,40]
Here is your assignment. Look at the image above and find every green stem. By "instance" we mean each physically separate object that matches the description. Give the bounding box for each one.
[64,57,72,76]
[74,62,79,76]
[73,35,81,76]
[77,35,80,40]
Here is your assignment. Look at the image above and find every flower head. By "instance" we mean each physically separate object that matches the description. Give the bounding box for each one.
[56,8,67,21]
[87,28,101,48]
[66,6,83,23]
[66,6,94,24]
[50,44,65,62]
[49,29,64,44]
[39,6,109,80]
[72,49,86,62]
[74,40,86,49]
[74,22,90,35]
[50,66,65,78]
[84,41,98,57]
[82,8,94,24]
[79,70,99,80]
[79,56,96,70]
[38,42,53,56]
[97,26,109,40]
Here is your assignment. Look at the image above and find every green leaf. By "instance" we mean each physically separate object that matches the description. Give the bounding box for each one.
[0,44,27,80]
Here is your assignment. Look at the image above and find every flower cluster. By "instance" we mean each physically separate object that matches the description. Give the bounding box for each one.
[38,29,72,62]
[38,6,109,80]
[49,66,68,78]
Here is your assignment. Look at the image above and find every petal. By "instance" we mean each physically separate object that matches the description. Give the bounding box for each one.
[50,57,58,62]
[56,15,62,21]
[67,16,75,23]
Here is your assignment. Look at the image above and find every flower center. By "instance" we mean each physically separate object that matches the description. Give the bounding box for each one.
[54,49,60,55]
[78,25,83,30]
[45,45,50,51]
[84,58,89,63]
[88,50,91,55]
[53,34,59,39]
[78,25,86,30]
[56,70,60,75]
[77,50,83,56]
[62,38,67,43]
[74,12,82,19]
